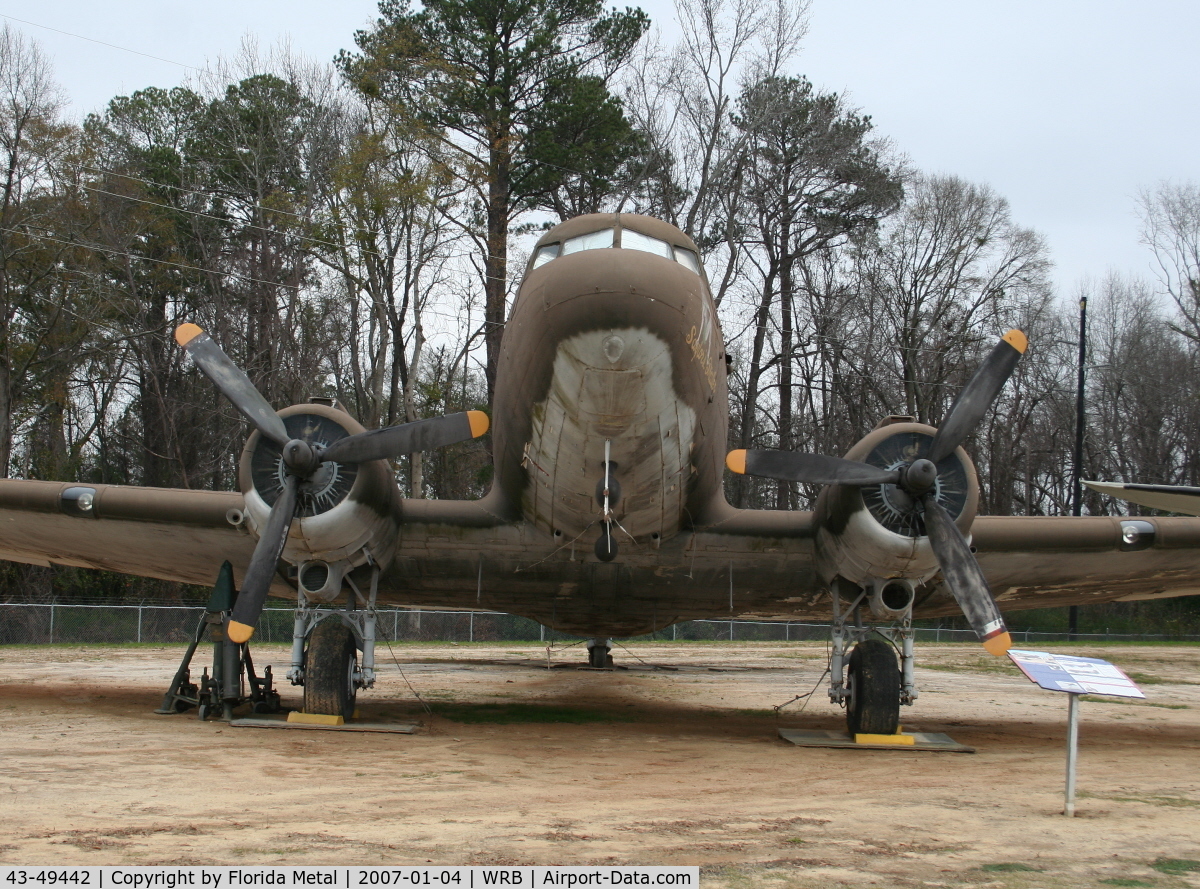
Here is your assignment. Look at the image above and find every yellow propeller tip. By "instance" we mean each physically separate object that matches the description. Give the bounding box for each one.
[175,323,204,347]
[467,410,490,437]
[982,631,1012,656]
[1002,329,1027,354]
[726,449,747,474]
[226,620,255,644]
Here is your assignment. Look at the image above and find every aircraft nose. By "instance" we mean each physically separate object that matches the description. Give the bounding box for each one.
[533,246,705,317]
[564,328,668,378]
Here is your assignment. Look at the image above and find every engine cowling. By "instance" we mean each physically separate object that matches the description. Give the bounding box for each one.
[238,402,401,601]
[813,420,979,614]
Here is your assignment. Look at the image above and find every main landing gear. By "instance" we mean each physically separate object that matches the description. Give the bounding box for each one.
[587,637,614,668]
[288,562,381,719]
[827,580,916,736]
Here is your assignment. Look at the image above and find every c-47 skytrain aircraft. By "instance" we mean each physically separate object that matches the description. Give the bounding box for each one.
[2,213,1199,734]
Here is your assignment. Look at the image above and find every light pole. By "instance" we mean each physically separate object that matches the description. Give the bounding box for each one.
[1069,296,1087,640]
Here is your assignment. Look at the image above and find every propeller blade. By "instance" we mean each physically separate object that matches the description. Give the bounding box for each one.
[927,330,1027,465]
[227,473,298,643]
[922,495,1011,655]
[727,449,900,486]
[319,411,489,464]
[175,324,289,447]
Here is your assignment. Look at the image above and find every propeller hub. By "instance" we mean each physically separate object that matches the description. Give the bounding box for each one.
[901,458,938,496]
[282,439,321,477]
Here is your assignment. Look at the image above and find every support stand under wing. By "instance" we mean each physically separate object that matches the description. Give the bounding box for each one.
[155,560,282,720]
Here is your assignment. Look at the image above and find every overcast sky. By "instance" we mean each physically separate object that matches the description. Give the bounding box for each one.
[6,0,1198,299]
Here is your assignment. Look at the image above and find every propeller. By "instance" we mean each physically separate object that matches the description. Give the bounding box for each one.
[727,329,1027,656]
[176,323,490,643]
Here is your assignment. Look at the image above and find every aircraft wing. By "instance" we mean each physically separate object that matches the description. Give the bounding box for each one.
[0,478,264,590]
[691,511,1200,623]
[915,514,1200,617]
[1084,480,1200,516]
[0,478,508,598]
[4,476,1200,623]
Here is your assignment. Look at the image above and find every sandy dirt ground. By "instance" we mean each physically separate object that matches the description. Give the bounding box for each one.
[1,640,1199,888]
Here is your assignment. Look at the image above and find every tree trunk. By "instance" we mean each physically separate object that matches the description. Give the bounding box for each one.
[483,127,512,403]
[735,270,776,507]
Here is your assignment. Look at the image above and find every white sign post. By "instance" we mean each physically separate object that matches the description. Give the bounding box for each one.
[1064,692,1080,816]
[1006,649,1144,817]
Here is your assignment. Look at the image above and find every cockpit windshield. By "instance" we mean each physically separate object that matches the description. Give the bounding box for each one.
[530,226,705,277]
[673,247,701,275]
[562,229,614,254]
[531,244,559,269]
[622,228,673,259]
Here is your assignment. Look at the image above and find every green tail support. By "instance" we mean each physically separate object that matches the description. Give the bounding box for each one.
[154,561,281,720]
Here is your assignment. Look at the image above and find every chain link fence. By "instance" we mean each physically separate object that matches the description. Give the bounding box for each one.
[1,602,1197,646]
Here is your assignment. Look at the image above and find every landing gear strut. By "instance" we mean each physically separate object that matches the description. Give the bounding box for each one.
[587,637,613,668]
[827,581,915,736]
[288,560,380,717]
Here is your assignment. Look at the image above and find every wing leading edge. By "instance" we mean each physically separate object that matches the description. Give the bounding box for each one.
[1084,480,1200,516]
[0,479,258,590]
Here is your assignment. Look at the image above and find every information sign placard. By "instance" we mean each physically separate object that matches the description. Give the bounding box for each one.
[1007,649,1144,698]
[1005,649,1144,817]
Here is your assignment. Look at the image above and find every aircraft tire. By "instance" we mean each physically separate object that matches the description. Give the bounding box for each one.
[846,638,900,736]
[304,619,358,719]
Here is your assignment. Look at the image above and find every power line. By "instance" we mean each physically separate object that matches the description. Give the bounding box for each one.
[81,182,386,260]
[0,224,504,329]
[7,11,644,197]
[77,164,509,284]
[0,13,199,70]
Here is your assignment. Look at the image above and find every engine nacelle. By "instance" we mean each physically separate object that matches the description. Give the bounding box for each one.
[238,403,402,602]
[813,420,979,602]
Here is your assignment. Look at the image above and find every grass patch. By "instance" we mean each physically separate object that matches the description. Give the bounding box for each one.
[1080,791,1200,808]
[921,660,1019,675]
[1151,858,1200,875]
[1126,671,1200,686]
[1099,880,1155,887]
[0,641,215,650]
[980,863,1043,873]
[431,702,631,724]
[727,708,777,718]
[1080,696,1189,709]
[1126,671,1170,685]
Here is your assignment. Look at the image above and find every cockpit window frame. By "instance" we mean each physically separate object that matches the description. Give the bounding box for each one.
[672,246,702,275]
[561,228,615,255]
[531,243,560,269]
[621,228,674,259]
[526,224,707,280]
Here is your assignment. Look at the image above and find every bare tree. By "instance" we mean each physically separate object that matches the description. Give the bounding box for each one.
[1139,181,1200,343]
[619,0,809,307]
[855,174,1052,425]
[732,75,902,507]
[0,25,71,478]
[312,91,469,496]
[1086,274,1200,490]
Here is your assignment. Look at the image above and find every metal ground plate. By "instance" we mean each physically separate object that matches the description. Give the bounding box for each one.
[778,728,974,753]
[231,715,419,733]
